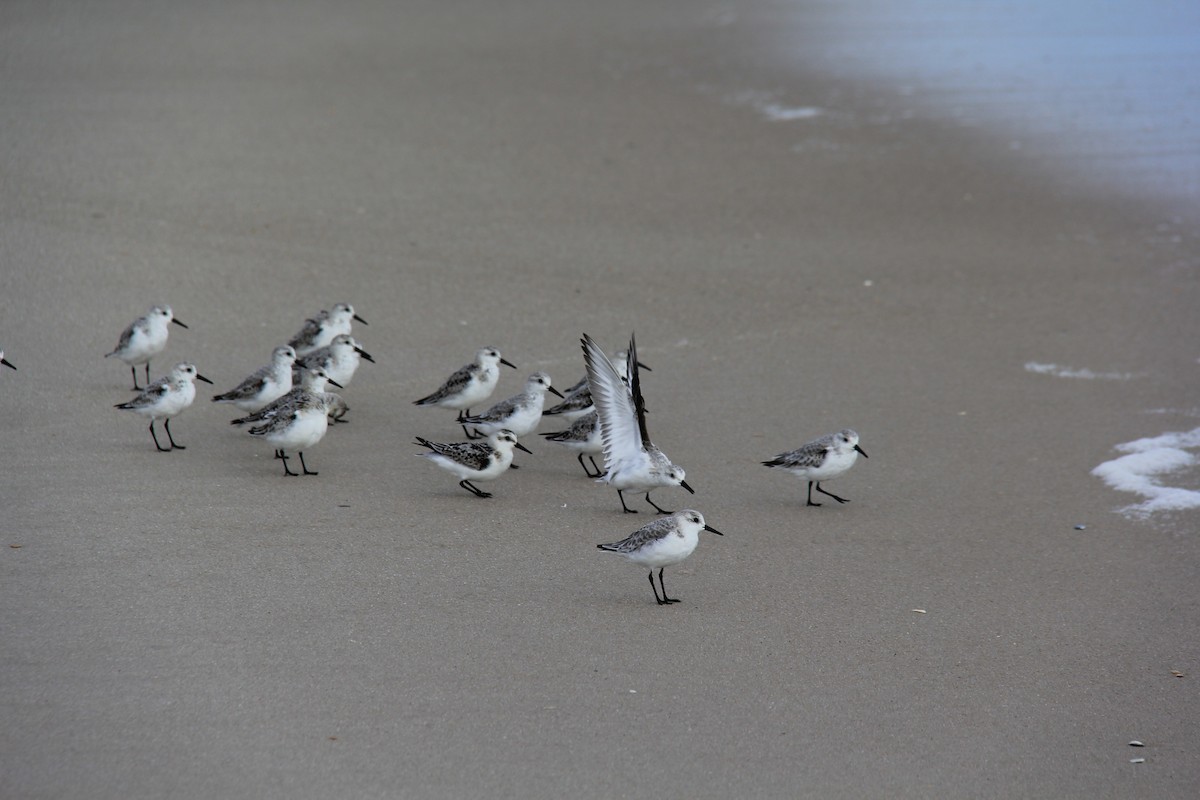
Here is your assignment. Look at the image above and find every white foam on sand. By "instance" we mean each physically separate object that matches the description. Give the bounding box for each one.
[1025,362,1137,380]
[1092,427,1200,518]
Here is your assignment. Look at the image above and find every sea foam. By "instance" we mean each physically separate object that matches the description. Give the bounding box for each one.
[1092,427,1200,518]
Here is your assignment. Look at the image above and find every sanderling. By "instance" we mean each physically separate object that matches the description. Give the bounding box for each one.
[762,429,868,506]
[114,362,212,451]
[211,345,297,412]
[597,509,723,605]
[236,369,344,476]
[414,429,531,498]
[462,371,563,441]
[1,349,14,371]
[546,349,649,422]
[287,303,367,357]
[105,305,189,390]
[413,347,516,437]
[294,333,374,387]
[541,409,604,477]
[583,333,693,514]
[230,366,343,428]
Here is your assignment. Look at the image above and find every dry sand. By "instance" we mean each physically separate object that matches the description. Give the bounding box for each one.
[3,1,1199,797]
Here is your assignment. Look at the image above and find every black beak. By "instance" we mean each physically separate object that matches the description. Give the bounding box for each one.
[327,377,344,389]
[500,357,517,369]
[680,480,695,494]
[195,373,214,384]
[171,318,189,329]
[854,445,869,458]
[548,385,564,398]
[1,358,14,370]
[354,347,375,363]
[515,441,533,454]
[637,361,651,372]
[353,314,368,325]
[703,524,724,536]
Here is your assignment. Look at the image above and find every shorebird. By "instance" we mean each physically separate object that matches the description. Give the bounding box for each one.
[461,371,563,439]
[115,362,212,451]
[597,509,723,605]
[230,366,344,465]
[211,345,297,413]
[287,303,367,357]
[293,333,374,388]
[762,429,868,506]
[413,347,516,438]
[105,305,189,390]
[582,333,692,513]
[414,429,531,498]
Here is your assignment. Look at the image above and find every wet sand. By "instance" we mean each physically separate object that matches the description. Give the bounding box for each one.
[3,1,1199,797]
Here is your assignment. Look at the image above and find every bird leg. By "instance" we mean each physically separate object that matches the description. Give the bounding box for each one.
[459,480,492,498]
[148,421,171,452]
[617,490,638,513]
[657,568,680,604]
[298,452,318,476]
[644,492,672,514]
[130,366,143,391]
[806,481,822,507]
[648,571,665,604]
[577,453,601,478]
[814,482,849,504]
[280,451,299,476]
[163,418,185,450]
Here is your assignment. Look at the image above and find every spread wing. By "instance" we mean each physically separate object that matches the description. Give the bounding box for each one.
[582,333,644,468]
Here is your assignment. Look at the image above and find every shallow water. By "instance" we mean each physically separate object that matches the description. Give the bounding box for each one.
[778,0,1200,212]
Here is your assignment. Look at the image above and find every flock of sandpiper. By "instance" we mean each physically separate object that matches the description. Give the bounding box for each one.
[95,302,867,605]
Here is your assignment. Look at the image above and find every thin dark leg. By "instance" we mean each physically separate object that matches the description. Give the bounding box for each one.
[645,492,672,514]
[274,449,284,459]
[577,453,601,478]
[588,456,603,477]
[648,571,666,605]
[144,363,151,386]
[459,479,492,498]
[163,418,185,450]
[618,489,638,513]
[148,421,170,452]
[814,482,849,504]
[130,366,142,391]
[280,451,299,476]
[806,481,821,507]
[458,410,482,440]
[298,452,318,475]
[657,568,680,604]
